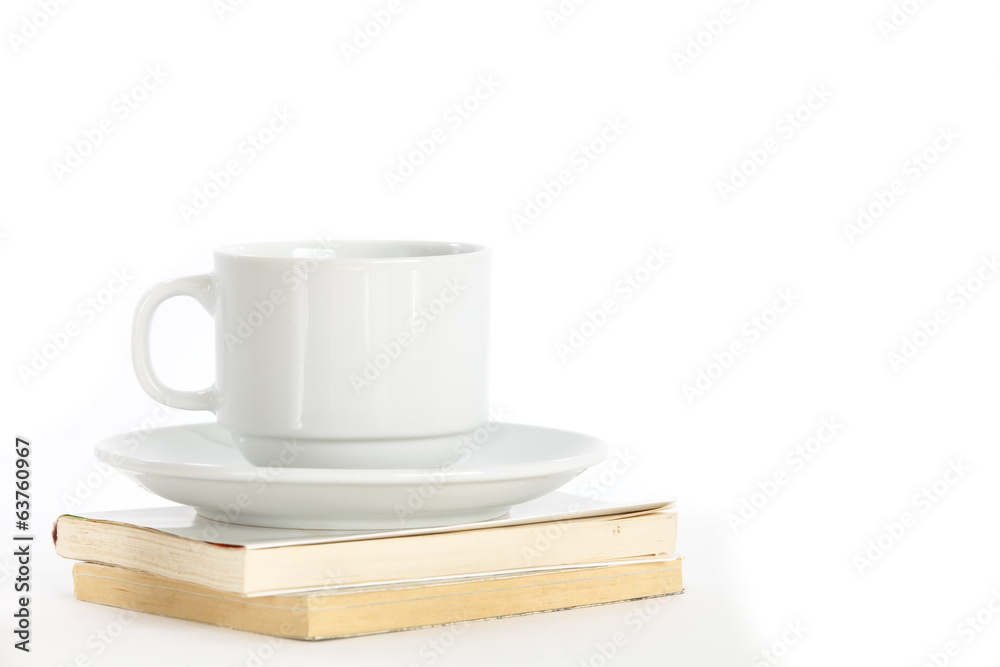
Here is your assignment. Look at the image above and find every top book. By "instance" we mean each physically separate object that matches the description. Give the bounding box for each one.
[54,493,677,596]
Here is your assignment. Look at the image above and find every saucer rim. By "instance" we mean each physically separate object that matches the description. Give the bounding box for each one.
[96,422,610,485]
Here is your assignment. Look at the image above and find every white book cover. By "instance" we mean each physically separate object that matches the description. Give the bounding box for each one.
[62,492,676,549]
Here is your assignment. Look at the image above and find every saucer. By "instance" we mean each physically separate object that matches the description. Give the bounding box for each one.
[95,422,608,530]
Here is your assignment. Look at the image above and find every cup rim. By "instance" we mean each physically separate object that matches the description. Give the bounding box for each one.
[214,239,489,263]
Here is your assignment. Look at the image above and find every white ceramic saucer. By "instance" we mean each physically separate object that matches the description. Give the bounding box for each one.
[95,422,608,530]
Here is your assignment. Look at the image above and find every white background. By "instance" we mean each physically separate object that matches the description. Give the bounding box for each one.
[2,0,1000,665]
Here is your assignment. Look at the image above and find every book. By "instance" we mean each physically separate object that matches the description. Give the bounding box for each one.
[55,494,676,595]
[72,556,683,640]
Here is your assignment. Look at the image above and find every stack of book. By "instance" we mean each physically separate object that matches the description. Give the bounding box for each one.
[54,494,681,640]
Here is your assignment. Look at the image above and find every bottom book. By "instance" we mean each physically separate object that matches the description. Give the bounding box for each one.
[73,557,684,641]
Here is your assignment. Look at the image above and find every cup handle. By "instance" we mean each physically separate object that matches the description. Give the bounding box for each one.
[131,274,218,412]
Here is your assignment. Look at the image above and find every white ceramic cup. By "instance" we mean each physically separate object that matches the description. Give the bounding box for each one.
[131,240,490,468]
